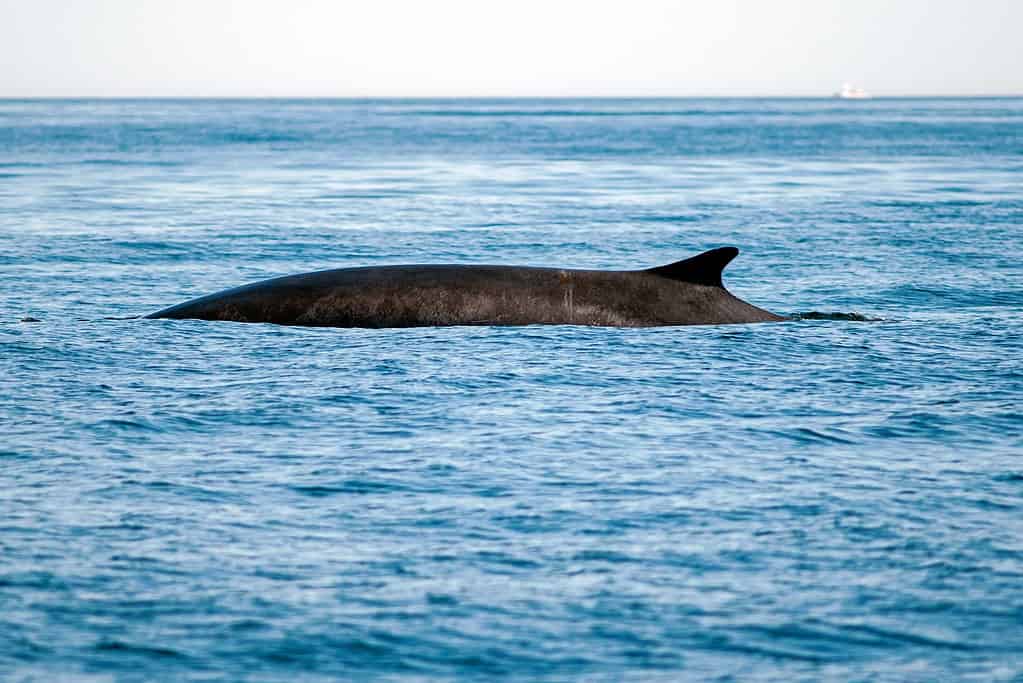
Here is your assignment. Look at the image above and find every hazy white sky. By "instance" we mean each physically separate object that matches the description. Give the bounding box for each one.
[1,0,1019,97]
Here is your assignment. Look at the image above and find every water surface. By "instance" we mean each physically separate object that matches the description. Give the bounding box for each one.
[2,98,1022,681]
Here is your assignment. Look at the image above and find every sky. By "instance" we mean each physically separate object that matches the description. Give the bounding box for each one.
[0,0,1019,97]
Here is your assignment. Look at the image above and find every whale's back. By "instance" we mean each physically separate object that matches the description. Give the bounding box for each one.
[146,248,784,327]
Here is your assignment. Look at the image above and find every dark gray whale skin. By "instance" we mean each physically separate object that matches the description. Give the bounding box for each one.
[145,247,785,328]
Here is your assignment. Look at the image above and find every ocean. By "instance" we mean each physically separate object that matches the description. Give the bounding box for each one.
[1,98,1022,681]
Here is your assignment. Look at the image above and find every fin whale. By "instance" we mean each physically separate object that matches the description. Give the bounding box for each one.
[145,247,785,328]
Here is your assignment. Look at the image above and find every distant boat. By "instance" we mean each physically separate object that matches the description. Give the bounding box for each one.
[835,83,871,99]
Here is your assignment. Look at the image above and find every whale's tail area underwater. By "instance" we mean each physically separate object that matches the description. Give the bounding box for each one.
[146,247,786,328]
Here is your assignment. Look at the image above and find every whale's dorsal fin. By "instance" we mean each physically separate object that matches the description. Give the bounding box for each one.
[645,247,738,287]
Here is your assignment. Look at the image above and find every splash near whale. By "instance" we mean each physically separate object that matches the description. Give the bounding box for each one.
[146,247,785,328]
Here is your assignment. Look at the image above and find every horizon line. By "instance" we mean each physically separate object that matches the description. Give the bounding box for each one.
[2,93,1021,100]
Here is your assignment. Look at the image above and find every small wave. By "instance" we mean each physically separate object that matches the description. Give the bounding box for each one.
[94,639,189,659]
[792,311,883,321]
[289,479,410,496]
[94,417,164,432]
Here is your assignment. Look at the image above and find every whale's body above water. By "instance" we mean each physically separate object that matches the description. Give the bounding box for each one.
[146,247,784,328]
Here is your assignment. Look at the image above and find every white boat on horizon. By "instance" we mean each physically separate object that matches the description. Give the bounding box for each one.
[835,83,871,99]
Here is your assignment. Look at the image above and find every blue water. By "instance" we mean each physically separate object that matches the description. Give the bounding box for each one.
[2,98,1022,681]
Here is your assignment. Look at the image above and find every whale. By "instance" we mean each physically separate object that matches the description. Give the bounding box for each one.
[145,247,785,328]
